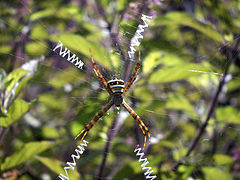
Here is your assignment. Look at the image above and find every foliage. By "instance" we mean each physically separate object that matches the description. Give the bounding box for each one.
[0,0,240,179]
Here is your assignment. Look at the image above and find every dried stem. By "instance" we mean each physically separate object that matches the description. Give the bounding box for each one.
[173,33,240,171]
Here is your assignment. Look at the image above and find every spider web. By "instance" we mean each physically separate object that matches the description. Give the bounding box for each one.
[0,0,240,179]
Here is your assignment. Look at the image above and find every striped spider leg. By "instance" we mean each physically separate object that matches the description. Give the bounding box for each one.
[123,47,141,95]
[90,48,113,96]
[122,49,150,150]
[122,100,150,151]
[74,100,113,142]
[75,49,113,142]
[75,48,150,151]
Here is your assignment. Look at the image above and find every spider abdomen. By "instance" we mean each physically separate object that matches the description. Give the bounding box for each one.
[112,95,123,106]
[107,79,125,94]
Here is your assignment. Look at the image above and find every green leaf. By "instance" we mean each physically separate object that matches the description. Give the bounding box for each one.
[0,99,33,127]
[3,59,41,109]
[50,33,111,68]
[1,141,56,171]
[153,12,222,42]
[213,154,234,166]
[31,24,48,40]
[143,51,187,74]
[4,68,28,92]
[216,106,240,124]
[143,51,163,74]
[38,94,68,111]
[113,155,160,179]
[166,94,195,113]
[25,41,48,56]
[48,67,83,89]
[0,68,6,89]
[116,0,131,11]
[30,9,56,21]
[36,156,81,180]
[0,45,11,54]
[202,167,232,180]
[149,63,209,83]
[30,6,82,22]
[41,126,60,139]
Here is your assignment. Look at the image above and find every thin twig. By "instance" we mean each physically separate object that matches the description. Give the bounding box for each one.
[97,116,118,179]
[173,33,240,171]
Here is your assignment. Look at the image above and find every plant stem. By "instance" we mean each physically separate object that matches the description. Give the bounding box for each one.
[97,116,118,179]
[173,34,240,171]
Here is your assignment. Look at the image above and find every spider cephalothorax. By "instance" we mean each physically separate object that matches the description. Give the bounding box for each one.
[75,48,150,150]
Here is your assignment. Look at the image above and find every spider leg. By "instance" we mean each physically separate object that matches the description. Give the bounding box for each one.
[89,48,113,96]
[75,100,113,142]
[123,47,141,95]
[121,100,150,150]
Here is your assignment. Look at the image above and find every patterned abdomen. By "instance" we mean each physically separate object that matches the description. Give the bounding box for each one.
[107,79,125,94]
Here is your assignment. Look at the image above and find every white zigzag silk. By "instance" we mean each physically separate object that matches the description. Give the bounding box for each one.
[58,140,88,180]
[53,41,84,70]
[134,145,157,180]
[128,14,152,59]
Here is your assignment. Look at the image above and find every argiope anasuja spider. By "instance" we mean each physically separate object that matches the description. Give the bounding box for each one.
[75,48,150,150]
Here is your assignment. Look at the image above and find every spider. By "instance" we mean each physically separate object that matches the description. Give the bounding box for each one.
[75,48,150,150]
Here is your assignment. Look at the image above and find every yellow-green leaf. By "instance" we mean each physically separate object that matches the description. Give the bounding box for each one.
[36,156,81,180]
[213,154,234,166]
[153,12,222,42]
[1,141,56,171]
[4,68,28,92]
[216,106,240,124]
[0,99,32,127]
[50,33,111,68]
[202,167,232,180]
[149,63,209,83]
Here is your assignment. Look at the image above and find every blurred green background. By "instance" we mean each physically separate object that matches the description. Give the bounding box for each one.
[1,0,240,179]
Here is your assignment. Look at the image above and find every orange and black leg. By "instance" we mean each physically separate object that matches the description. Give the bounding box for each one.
[90,48,113,96]
[122,100,150,150]
[75,100,114,142]
[123,48,141,95]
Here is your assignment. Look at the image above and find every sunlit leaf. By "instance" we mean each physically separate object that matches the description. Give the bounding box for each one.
[117,0,131,11]
[31,24,48,40]
[38,94,68,111]
[0,68,6,89]
[153,12,222,42]
[149,63,210,83]
[1,141,56,171]
[41,126,60,139]
[213,154,234,166]
[3,58,42,109]
[30,6,82,21]
[202,167,232,180]
[0,99,33,127]
[48,67,83,89]
[36,156,81,180]
[25,41,48,56]
[50,33,111,68]
[4,68,28,92]
[216,106,240,124]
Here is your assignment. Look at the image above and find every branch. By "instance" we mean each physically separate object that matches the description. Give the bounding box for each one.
[97,115,118,179]
[173,34,240,171]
